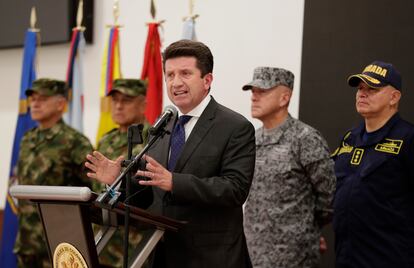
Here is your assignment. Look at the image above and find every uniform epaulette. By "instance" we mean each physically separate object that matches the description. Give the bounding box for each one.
[331,131,352,158]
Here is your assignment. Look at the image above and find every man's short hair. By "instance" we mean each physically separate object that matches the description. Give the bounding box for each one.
[162,40,214,77]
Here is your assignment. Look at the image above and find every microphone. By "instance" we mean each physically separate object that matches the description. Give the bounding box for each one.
[149,105,177,135]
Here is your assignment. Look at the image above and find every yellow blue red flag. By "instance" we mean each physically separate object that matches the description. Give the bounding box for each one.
[96,26,121,142]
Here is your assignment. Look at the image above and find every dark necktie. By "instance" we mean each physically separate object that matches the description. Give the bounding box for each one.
[168,115,192,171]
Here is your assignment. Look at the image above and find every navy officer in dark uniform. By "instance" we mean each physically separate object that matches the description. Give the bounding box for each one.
[332,61,414,268]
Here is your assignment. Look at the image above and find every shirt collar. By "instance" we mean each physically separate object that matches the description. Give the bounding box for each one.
[178,94,211,118]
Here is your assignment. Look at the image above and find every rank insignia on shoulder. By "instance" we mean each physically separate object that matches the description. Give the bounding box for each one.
[350,148,364,165]
[375,139,403,155]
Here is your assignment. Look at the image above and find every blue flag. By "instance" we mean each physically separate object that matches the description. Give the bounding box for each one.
[182,17,197,41]
[0,30,38,268]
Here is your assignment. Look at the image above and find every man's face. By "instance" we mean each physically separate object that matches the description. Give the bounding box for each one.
[111,91,146,129]
[355,81,400,118]
[29,92,65,124]
[164,56,212,114]
[250,85,291,122]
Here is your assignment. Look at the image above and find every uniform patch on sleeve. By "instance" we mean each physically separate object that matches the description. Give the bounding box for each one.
[350,148,364,165]
[375,139,403,155]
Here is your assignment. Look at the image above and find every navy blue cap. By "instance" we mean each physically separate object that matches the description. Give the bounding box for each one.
[347,61,402,91]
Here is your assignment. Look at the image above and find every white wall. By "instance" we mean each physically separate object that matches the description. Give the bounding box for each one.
[0,0,305,208]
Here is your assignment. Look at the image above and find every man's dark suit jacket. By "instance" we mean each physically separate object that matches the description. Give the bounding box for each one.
[132,97,256,268]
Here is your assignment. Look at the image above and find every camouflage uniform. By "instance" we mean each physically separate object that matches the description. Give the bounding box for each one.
[243,115,336,268]
[14,120,93,268]
[93,78,150,267]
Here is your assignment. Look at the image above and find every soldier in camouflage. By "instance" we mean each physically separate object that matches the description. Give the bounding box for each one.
[242,67,336,268]
[94,78,151,267]
[14,78,93,268]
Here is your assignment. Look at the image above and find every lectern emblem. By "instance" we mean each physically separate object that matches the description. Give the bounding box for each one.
[53,242,88,268]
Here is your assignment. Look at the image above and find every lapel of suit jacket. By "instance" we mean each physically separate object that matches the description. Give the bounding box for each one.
[155,113,177,167]
[173,97,217,172]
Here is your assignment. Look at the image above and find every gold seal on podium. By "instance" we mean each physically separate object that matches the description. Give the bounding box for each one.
[53,242,88,268]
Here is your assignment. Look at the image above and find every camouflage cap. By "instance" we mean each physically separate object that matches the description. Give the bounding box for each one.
[242,67,295,91]
[108,79,147,97]
[25,78,68,97]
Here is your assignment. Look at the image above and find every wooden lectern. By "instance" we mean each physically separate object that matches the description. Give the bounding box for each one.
[10,185,184,268]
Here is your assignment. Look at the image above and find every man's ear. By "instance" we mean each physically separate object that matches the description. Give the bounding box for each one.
[390,89,401,106]
[280,89,292,107]
[203,73,213,90]
[57,96,67,112]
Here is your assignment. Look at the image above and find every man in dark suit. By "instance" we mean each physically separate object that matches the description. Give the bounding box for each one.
[86,40,256,267]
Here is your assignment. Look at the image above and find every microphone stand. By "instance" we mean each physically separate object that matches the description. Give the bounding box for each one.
[123,124,143,268]
[94,124,171,267]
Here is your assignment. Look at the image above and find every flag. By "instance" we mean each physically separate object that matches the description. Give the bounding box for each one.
[0,30,38,268]
[182,17,197,40]
[96,27,121,142]
[141,23,163,124]
[64,29,85,132]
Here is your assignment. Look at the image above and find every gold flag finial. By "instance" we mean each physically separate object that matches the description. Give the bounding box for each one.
[150,0,156,20]
[113,0,120,25]
[183,0,199,21]
[189,0,194,16]
[75,0,85,31]
[29,6,40,32]
[146,0,165,25]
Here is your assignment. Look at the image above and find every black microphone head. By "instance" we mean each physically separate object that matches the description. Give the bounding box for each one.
[149,105,178,135]
[164,105,178,116]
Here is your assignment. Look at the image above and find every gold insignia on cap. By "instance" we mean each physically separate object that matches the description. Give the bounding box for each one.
[360,74,381,84]
[53,242,88,268]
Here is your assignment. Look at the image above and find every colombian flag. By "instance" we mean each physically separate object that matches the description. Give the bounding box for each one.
[96,26,122,142]
[0,29,38,268]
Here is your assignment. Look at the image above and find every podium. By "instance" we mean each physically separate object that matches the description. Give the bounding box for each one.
[10,185,185,268]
